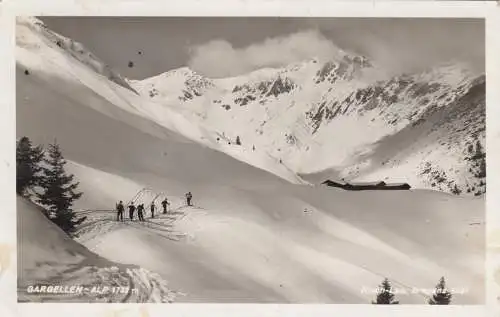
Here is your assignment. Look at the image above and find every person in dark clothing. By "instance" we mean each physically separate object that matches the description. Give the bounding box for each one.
[150,201,156,219]
[161,198,170,214]
[186,192,193,206]
[137,204,145,222]
[128,202,136,221]
[116,200,124,221]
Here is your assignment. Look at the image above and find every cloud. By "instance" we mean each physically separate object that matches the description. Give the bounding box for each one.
[187,30,344,78]
[352,25,485,76]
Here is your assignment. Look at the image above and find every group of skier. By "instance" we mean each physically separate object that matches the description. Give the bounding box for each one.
[115,192,194,222]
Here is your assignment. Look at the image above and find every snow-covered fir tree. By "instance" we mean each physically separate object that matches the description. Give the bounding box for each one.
[372,278,399,304]
[37,140,84,233]
[16,136,44,196]
[428,277,452,305]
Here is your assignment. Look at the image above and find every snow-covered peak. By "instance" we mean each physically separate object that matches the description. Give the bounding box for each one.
[134,52,377,106]
[138,49,374,84]
[133,66,215,102]
[131,50,484,196]
[158,66,200,79]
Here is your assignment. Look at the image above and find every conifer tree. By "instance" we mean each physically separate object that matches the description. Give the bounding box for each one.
[474,140,485,160]
[16,136,44,196]
[428,277,452,305]
[37,140,84,233]
[372,278,399,304]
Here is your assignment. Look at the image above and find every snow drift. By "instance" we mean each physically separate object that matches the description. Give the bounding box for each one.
[16,17,485,304]
[17,196,177,303]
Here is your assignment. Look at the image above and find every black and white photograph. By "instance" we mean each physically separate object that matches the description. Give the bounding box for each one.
[16,16,485,304]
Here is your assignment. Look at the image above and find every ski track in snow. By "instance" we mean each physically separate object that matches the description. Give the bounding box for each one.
[17,197,179,303]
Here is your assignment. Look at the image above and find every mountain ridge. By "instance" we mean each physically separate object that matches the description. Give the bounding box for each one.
[132,55,485,196]
[18,16,485,196]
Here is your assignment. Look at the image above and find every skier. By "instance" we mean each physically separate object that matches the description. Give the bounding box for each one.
[141,204,146,221]
[161,198,170,214]
[137,204,145,222]
[128,202,136,221]
[116,200,124,221]
[150,201,156,219]
[186,192,193,206]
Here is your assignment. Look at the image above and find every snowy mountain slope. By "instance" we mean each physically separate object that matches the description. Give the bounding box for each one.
[16,18,484,304]
[16,17,137,94]
[337,75,486,195]
[16,17,303,185]
[133,54,485,196]
[17,196,177,303]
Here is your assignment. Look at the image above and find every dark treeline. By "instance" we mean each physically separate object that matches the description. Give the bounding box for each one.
[17,136,84,235]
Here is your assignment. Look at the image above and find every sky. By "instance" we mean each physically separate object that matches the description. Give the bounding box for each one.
[40,17,485,80]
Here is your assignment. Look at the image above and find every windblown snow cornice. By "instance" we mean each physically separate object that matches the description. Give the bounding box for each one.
[17,16,139,95]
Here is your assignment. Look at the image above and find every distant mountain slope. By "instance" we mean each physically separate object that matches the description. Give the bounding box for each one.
[339,75,485,195]
[16,17,303,185]
[132,55,485,196]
